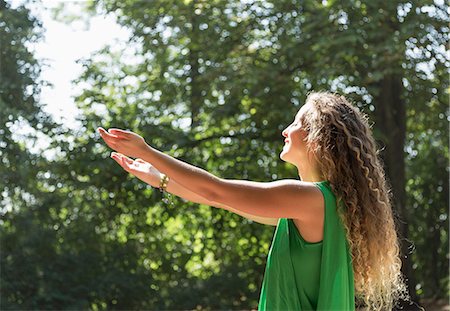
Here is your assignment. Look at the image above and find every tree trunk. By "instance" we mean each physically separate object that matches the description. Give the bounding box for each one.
[373,74,419,306]
[188,0,201,130]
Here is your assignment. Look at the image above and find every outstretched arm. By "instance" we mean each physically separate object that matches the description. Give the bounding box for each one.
[110,152,278,226]
[98,127,320,221]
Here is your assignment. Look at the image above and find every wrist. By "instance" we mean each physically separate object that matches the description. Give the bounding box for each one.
[147,172,160,188]
[158,172,169,191]
[135,143,152,160]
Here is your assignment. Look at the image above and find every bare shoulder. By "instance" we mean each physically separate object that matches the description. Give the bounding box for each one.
[272,179,325,221]
[270,179,320,188]
[271,179,325,221]
[269,179,323,196]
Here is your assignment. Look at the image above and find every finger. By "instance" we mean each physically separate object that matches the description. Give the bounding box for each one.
[111,152,121,159]
[112,154,129,171]
[102,136,119,149]
[123,156,134,165]
[115,153,133,164]
[99,134,120,150]
[135,158,146,163]
[99,129,121,143]
[110,154,120,163]
[111,153,131,167]
[110,153,124,167]
[120,155,132,170]
[97,127,106,134]
[108,128,131,139]
[98,127,115,138]
[98,127,121,140]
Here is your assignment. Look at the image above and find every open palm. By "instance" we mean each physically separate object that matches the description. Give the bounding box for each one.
[111,152,160,187]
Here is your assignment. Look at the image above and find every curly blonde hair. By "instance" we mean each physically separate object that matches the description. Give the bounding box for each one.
[301,91,410,310]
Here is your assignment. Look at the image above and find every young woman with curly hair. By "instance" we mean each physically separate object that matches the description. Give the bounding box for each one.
[98,91,410,310]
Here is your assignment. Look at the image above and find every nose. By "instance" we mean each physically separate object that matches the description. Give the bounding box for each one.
[282,126,289,138]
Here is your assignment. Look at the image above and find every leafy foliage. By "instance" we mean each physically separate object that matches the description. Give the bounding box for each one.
[1,0,448,309]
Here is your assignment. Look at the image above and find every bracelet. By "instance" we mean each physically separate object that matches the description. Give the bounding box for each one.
[158,173,174,206]
[159,173,169,192]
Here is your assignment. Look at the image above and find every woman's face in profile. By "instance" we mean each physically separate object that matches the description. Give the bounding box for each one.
[280,103,310,164]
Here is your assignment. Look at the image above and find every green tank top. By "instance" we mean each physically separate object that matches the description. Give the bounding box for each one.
[258,180,355,310]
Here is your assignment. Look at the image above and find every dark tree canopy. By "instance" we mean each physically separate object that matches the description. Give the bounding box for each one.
[1,0,448,309]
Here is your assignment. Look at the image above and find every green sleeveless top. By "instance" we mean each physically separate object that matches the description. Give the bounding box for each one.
[258,181,355,310]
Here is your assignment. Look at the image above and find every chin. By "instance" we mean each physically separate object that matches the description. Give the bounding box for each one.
[280,151,291,164]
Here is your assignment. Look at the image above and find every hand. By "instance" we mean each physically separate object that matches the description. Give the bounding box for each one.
[97,127,149,158]
[110,152,161,187]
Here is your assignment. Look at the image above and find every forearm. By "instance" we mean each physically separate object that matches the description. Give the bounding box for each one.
[164,175,213,206]
[106,150,276,225]
[139,146,221,202]
[165,177,277,226]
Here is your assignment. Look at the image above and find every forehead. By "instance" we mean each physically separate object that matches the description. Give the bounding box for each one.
[296,102,310,119]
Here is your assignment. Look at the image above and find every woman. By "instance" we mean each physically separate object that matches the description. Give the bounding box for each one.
[98,91,409,310]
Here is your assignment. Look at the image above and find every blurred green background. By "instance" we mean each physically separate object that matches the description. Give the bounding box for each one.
[0,0,448,309]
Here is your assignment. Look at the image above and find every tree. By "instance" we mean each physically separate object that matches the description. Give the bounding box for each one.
[2,0,447,309]
[85,0,448,306]
[0,0,61,308]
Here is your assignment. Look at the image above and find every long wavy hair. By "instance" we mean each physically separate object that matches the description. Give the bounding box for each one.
[301,91,410,310]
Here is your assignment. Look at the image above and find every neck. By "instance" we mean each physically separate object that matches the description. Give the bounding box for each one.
[296,162,324,182]
[298,173,325,182]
